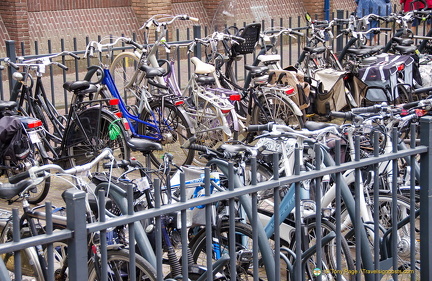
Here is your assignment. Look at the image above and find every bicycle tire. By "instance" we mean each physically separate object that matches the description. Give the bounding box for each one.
[0,220,46,280]
[87,248,157,281]
[139,100,194,167]
[26,141,51,204]
[252,91,304,129]
[64,107,130,168]
[186,97,231,165]
[109,52,142,107]
[281,216,356,281]
[340,193,420,277]
[189,221,267,280]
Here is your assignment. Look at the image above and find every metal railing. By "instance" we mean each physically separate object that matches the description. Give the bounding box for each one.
[0,116,430,280]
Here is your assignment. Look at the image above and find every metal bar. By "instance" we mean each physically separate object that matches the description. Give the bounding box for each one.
[64,189,88,281]
[420,116,432,280]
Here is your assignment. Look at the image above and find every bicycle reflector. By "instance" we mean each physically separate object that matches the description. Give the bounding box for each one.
[284,86,295,95]
[221,109,231,114]
[229,94,241,101]
[109,99,120,105]
[175,100,185,106]
[25,119,43,129]
[397,64,405,71]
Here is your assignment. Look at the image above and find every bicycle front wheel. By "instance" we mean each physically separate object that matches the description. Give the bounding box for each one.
[64,108,130,168]
[139,100,194,167]
[88,248,157,281]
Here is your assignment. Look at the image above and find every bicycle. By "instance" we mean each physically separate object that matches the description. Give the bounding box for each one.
[84,34,196,168]
[182,128,356,281]
[0,148,157,281]
[0,98,49,204]
[4,53,130,203]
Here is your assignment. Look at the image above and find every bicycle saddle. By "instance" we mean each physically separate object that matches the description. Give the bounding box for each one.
[126,137,163,153]
[244,65,269,77]
[191,57,215,75]
[303,46,326,54]
[195,75,216,85]
[392,37,415,46]
[63,80,90,92]
[0,100,17,112]
[139,65,166,78]
[346,48,375,57]
[304,121,338,131]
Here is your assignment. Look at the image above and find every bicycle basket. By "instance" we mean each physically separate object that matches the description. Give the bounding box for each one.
[231,23,261,56]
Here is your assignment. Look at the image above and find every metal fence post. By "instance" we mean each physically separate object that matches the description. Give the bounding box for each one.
[193,25,201,59]
[64,189,88,281]
[336,10,344,53]
[420,116,432,280]
[5,40,17,99]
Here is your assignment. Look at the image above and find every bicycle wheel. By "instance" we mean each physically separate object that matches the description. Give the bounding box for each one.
[187,97,231,165]
[252,91,304,129]
[0,221,46,280]
[109,52,143,107]
[284,217,355,281]
[87,248,156,281]
[64,108,130,169]
[139,100,194,167]
[110,52,139,90]
[340,193,420,278]
[189,221,268,280]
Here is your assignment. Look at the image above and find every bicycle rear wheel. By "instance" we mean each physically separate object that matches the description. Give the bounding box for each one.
[64,108,130,169]
[139,100,194,167]
[252,91,304,129]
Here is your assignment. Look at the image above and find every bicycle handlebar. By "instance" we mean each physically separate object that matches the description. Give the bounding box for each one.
[140,14,199,30]
[4,51,79,72]
[8,148,114,184]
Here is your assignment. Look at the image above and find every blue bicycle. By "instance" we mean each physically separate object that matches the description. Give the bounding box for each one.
[83,37,196,167]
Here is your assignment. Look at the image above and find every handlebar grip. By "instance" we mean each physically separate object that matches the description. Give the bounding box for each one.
[291,31,304,36]
[56,62,69,71]
[380,27,392,31]
[313,20,328,24]
[352,105,382,114]
[232,35,246,43]
[9,170,30,184]
[329,111,355,120]
[127,40,144,50]
[247,123,274,132]
[188,16,199,22]
[5,58,19,70]
[413,86,432,96]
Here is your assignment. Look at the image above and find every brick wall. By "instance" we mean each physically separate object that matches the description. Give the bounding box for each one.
[27,0,130,12]
[0,0,31,55]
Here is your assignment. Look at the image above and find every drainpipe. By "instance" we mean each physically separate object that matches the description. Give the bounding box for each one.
[324,0,330,20]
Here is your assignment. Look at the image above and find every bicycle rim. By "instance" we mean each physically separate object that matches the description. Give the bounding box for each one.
[139,100,194,167]
[64,108,130,169]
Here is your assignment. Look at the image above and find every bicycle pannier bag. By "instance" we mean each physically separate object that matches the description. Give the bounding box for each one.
[358,54,414,102]
[268,68,311,110]
[314,68,348,114]
[0,116,31,163]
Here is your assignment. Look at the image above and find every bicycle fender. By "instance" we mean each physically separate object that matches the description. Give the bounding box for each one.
[176,105,196,135]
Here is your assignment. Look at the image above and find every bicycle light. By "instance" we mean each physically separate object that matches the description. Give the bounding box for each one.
[12,72,24,81]
[229,94,241,101]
